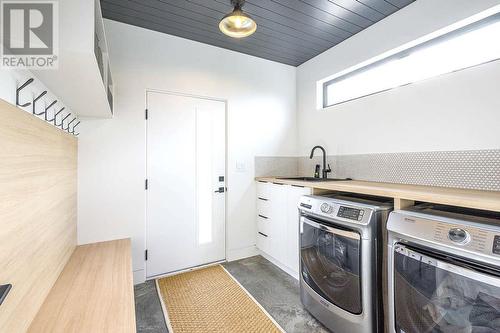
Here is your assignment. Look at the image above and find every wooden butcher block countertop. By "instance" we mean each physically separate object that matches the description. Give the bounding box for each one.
[256,177,500,212]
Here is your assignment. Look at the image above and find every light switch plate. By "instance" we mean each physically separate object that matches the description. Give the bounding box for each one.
[236,161,246,172]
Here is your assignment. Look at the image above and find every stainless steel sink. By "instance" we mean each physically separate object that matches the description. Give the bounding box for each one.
[276,177,352,182]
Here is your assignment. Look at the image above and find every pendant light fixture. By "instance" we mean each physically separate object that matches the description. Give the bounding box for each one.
[219,0,257,38]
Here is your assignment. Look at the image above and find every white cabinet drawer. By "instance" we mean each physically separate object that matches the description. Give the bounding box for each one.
[256,231,271,254]
[256,181,271,199]
[257,214,271,236]
[255,181,312,274]
[256,198,271,218]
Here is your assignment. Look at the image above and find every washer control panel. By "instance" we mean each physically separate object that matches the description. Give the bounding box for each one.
[337,206,364,221]
[298,196,371,224]
[493,236,500,255]
[320,203,333,214]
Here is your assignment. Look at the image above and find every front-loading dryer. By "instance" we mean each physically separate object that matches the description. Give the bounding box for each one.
[387,204,500,333]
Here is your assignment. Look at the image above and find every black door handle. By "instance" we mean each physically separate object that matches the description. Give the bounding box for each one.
[214,187,225,193]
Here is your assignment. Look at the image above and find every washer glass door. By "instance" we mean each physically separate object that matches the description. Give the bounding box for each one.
[393,244,500,333]
[300,216,362,314]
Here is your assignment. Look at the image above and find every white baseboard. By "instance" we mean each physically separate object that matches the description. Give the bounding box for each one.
[226,245,259,262]
[135,245,262,284]
[133,269,146,285]
[258,250,299,280]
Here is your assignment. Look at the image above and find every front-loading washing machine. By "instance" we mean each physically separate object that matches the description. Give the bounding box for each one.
[298,193,393,333]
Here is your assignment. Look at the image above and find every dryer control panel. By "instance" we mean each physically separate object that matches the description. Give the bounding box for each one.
[387,210,500,261]
[432,222,490,253]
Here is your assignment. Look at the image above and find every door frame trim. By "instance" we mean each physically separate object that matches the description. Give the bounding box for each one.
[144,89,228,279]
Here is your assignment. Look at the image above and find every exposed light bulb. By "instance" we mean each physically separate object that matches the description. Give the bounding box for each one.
[219,2,257,38]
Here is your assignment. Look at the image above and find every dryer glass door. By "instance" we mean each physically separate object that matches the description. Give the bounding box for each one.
[393,244,500,333]
[300,216,362,314]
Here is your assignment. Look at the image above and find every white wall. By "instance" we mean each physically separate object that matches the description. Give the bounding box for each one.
[78,0,500,283]
[77,20,297,283]
[297,0,500,156]
[0,70,33,106]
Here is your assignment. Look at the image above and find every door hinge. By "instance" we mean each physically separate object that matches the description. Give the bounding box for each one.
[145,109,148,120]
[145,249,148,261]
[145,179,148,190]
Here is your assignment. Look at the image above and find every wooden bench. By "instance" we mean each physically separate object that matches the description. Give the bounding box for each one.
[28,239,136,333]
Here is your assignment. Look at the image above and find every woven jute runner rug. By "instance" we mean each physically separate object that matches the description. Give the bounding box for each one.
[156,264,285,333]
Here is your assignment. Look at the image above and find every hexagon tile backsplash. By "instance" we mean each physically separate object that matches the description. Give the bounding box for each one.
[255,149,500,191]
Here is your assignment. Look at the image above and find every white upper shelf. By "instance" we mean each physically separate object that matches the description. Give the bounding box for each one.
[33,0,113,119]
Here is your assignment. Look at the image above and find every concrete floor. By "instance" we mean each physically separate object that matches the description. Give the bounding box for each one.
[134,279,169,333]
[134,255,329,333]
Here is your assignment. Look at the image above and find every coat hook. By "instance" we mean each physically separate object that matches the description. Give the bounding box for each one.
[16,78,34,107]
[57,114,71,128]
[44,100,57,121]
[48,107,65,123]
[64,117,77,131]
[70,121,80,134]
[32,91,47,115]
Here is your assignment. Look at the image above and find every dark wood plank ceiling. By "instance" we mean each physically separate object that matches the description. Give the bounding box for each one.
[100,0,415,66]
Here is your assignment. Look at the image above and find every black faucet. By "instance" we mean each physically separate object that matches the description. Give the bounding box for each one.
[310,145,331,179]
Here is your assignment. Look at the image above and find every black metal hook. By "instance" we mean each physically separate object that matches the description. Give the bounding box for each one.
[70,121,80,134]
[32,91,47,115]
[48,107,65,123]
[57,114,71,128]
[16,78,34,107]
[64,117,77,131]
[44,100,58,120]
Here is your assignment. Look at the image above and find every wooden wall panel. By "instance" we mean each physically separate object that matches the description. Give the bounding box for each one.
[0,99,77,332]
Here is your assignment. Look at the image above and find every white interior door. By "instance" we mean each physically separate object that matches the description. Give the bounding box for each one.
[146,91,226,278]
